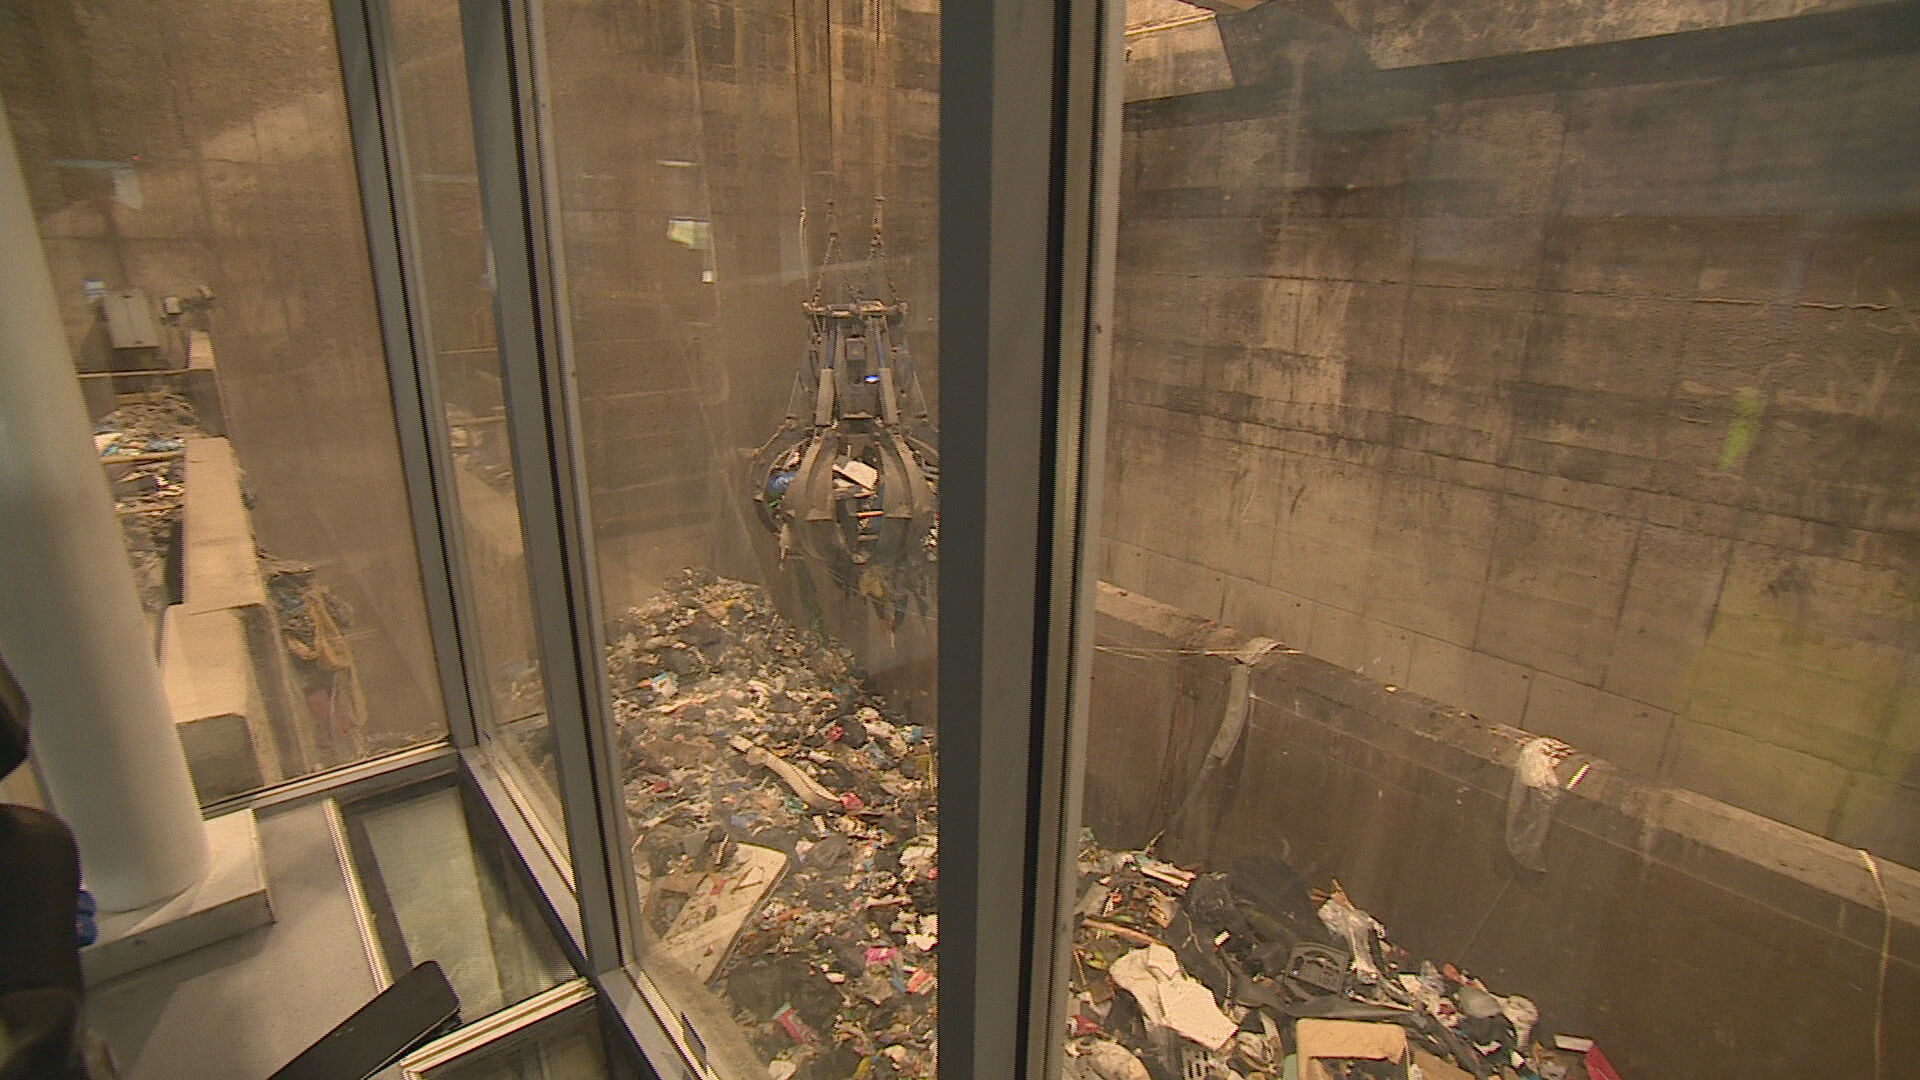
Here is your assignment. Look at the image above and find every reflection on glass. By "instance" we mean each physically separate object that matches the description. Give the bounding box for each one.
[345,777,574,1020]
[1076,3,1917,1080]
[543,0,940,1074]
[385,0,565,842]
[1,0,449,803]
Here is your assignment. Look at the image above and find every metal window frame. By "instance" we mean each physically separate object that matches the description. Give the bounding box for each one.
[395,977,600,1078]
[198,741,458,820]
[453,0,637,976]
[333,0,495,753]
[936,0,1117,1076]
[1024,0,1124,1073]
[337,0,599,969]
[330,0,1123,1076]
[334,768,586,992]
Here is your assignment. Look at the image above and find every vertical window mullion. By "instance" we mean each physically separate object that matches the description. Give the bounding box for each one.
[330,0,488,749]
[1026,0,1125,1074]
[937,0,1108,1077]
[454,0,633,979]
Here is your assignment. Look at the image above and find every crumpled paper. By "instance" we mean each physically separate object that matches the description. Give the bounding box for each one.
[1108,944,1238,1050]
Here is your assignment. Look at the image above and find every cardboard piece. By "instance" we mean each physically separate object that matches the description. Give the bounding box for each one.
[656,842,789,981]
[1409,1047,1474,1080]
[1294,1019,1408,1080]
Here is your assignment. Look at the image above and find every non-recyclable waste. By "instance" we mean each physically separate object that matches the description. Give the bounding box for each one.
[518,567,1598,1080]
[1065,836,1587,1080]
[261,556,357,662]
[595,569,938,1080]
[95,392,200,621]
[261,553,387,763]
[94,390,197,461]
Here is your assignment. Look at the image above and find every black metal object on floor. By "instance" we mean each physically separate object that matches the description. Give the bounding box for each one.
[266,961,459,1080]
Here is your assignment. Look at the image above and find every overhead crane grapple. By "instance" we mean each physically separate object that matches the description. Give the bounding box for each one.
[749,298,938,613]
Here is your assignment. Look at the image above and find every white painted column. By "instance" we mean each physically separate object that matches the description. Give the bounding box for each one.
[0,96,210,911]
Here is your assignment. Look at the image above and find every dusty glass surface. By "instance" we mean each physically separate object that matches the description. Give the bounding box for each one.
[346,777,575,1019]
[541,0,941,1075]
[385,0,566,845]
[0,0,449,803]
[1070,3,1918,1080]
[432,1000,611,1080]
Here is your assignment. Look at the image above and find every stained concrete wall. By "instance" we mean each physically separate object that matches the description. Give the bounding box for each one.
[1,0,447,764]
[1102,0,1920,862]
[1089,583,1918,1080]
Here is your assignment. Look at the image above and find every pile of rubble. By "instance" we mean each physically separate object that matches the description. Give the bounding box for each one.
[95,392,197,622]
[94,390,195,460]
[1065,838,1591,1080]
[261,556,357,662]
[604,569,938,1080]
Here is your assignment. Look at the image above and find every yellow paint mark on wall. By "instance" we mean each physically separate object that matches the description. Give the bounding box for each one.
[1717,385,1765,472]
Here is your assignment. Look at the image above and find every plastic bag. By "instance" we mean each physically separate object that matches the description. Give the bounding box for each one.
[1316,889,1387,984]
[1505,737,1569,870]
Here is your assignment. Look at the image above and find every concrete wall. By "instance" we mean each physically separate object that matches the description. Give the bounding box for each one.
[1,0,447,761]
[1088,583,1918,1080]
[1102,0,1920,860]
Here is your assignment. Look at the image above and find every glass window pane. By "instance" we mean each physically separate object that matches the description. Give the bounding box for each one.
[429,997,611,1080]
[1075,4,1916,1080]
[385,0,567,845]
[343,776,575,1019]
[541,0,941,1074]
[1,0,447,801]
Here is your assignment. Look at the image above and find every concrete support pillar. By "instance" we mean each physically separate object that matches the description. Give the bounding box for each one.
[0,95,211,911]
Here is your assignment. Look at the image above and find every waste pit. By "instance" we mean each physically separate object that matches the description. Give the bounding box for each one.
[517,569,938,1080]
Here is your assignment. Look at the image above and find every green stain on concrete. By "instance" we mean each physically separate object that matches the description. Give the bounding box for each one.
[1679,565,1920,840]
[1717,385,1765,472]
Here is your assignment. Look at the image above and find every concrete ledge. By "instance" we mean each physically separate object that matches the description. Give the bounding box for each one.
[163,605,273,799]
[168,434,307,783]
[182,330,226,436]
[82,809,273,986]
[179,436,265,616]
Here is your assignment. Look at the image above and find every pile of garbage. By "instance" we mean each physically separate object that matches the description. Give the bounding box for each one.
[94,390,195,460]
[262,557,354,657]
[546,568,1599,1080]
[262,555,385,765]
[95,392,198,622]
[1065,838,1585,1080]
[604,569,938,1080]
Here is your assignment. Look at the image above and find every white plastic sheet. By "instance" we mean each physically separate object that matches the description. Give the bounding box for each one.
[1109,944,1239,1051]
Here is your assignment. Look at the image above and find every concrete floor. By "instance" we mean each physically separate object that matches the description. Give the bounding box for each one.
[87,800,378,1080]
